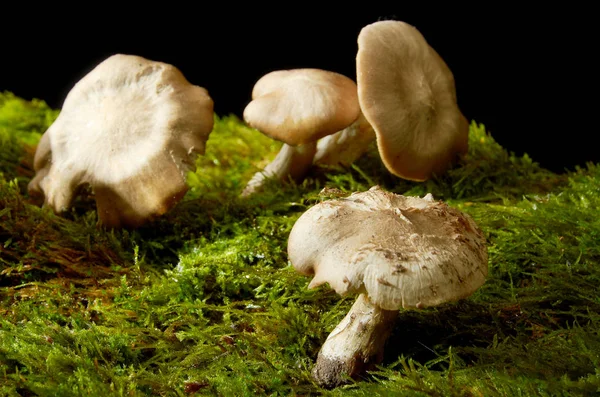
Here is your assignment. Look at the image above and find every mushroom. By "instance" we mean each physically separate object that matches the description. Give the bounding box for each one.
[241,68,361,196]
[258,20,470,185]
[27,53,215,229]
[287,186,488,388]
[355,20,469,181]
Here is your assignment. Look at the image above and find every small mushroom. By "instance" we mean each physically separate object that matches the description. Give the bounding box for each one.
[287,186,488,388]
[27,54,215,228]
[356,20,469,181]
[241,68,361,196]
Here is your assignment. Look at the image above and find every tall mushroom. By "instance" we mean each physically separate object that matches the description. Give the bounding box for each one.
[316,19,469,181]
[27,54,215,229]
[241,68,361,196]
[287,186,488,388]
[356,20,469,181]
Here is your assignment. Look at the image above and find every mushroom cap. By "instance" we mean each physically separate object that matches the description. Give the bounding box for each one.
[243,68,360,146]
[287,186,488,310]
[356,20,469,181]
[27,53,214,228]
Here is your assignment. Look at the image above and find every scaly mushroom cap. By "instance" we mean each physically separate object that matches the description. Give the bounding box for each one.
[356,20,469,181]
[243,68,360,146]
[288,186,488,310]
[27,54,214,228]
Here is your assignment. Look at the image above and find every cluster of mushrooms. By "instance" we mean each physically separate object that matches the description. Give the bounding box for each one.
[26,20,489,388]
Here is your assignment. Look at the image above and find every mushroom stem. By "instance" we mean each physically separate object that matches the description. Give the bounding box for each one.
[312,293,398,388]
[313,112,375,167]
[241,141,318,197]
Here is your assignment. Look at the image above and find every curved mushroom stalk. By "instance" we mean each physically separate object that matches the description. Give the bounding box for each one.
[312,293,398,389]
[313,112,376,167]
[241,141,317,197]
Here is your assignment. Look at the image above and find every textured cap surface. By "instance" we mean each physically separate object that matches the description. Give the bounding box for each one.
[288,186,488,310]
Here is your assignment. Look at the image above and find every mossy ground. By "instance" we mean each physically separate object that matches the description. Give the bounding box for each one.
[1,91,599,396]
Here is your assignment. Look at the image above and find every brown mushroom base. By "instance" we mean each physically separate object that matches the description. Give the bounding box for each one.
[241,141,317,197]
[312,293,398,388]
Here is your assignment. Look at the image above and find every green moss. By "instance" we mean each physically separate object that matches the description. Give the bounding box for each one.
[1,93,599,396]
[0,92,59,187]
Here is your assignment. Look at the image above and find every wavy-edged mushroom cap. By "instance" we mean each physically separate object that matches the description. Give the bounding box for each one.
[27,53,214,228]
[288,186,488,310]
[356,21,469,182]
[243,68,360,146]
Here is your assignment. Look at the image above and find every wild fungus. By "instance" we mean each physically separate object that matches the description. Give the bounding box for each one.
[241,68,361,196]
[27,54,215,229]
[264,20,470,184]
[287,186,488,388]
[356,20,469,181]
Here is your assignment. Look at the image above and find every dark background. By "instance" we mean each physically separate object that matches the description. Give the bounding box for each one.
[1,7,593,173]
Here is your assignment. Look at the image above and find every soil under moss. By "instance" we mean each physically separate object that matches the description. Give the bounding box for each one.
[1,91,599,396]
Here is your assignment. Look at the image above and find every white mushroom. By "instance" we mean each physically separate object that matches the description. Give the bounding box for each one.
[27,54,215,229]
[287,186,488,388]
[241,68,361,196]
[356,20,469,181]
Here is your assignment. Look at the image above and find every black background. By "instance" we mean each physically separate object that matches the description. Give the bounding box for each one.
[2,6,593,173]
